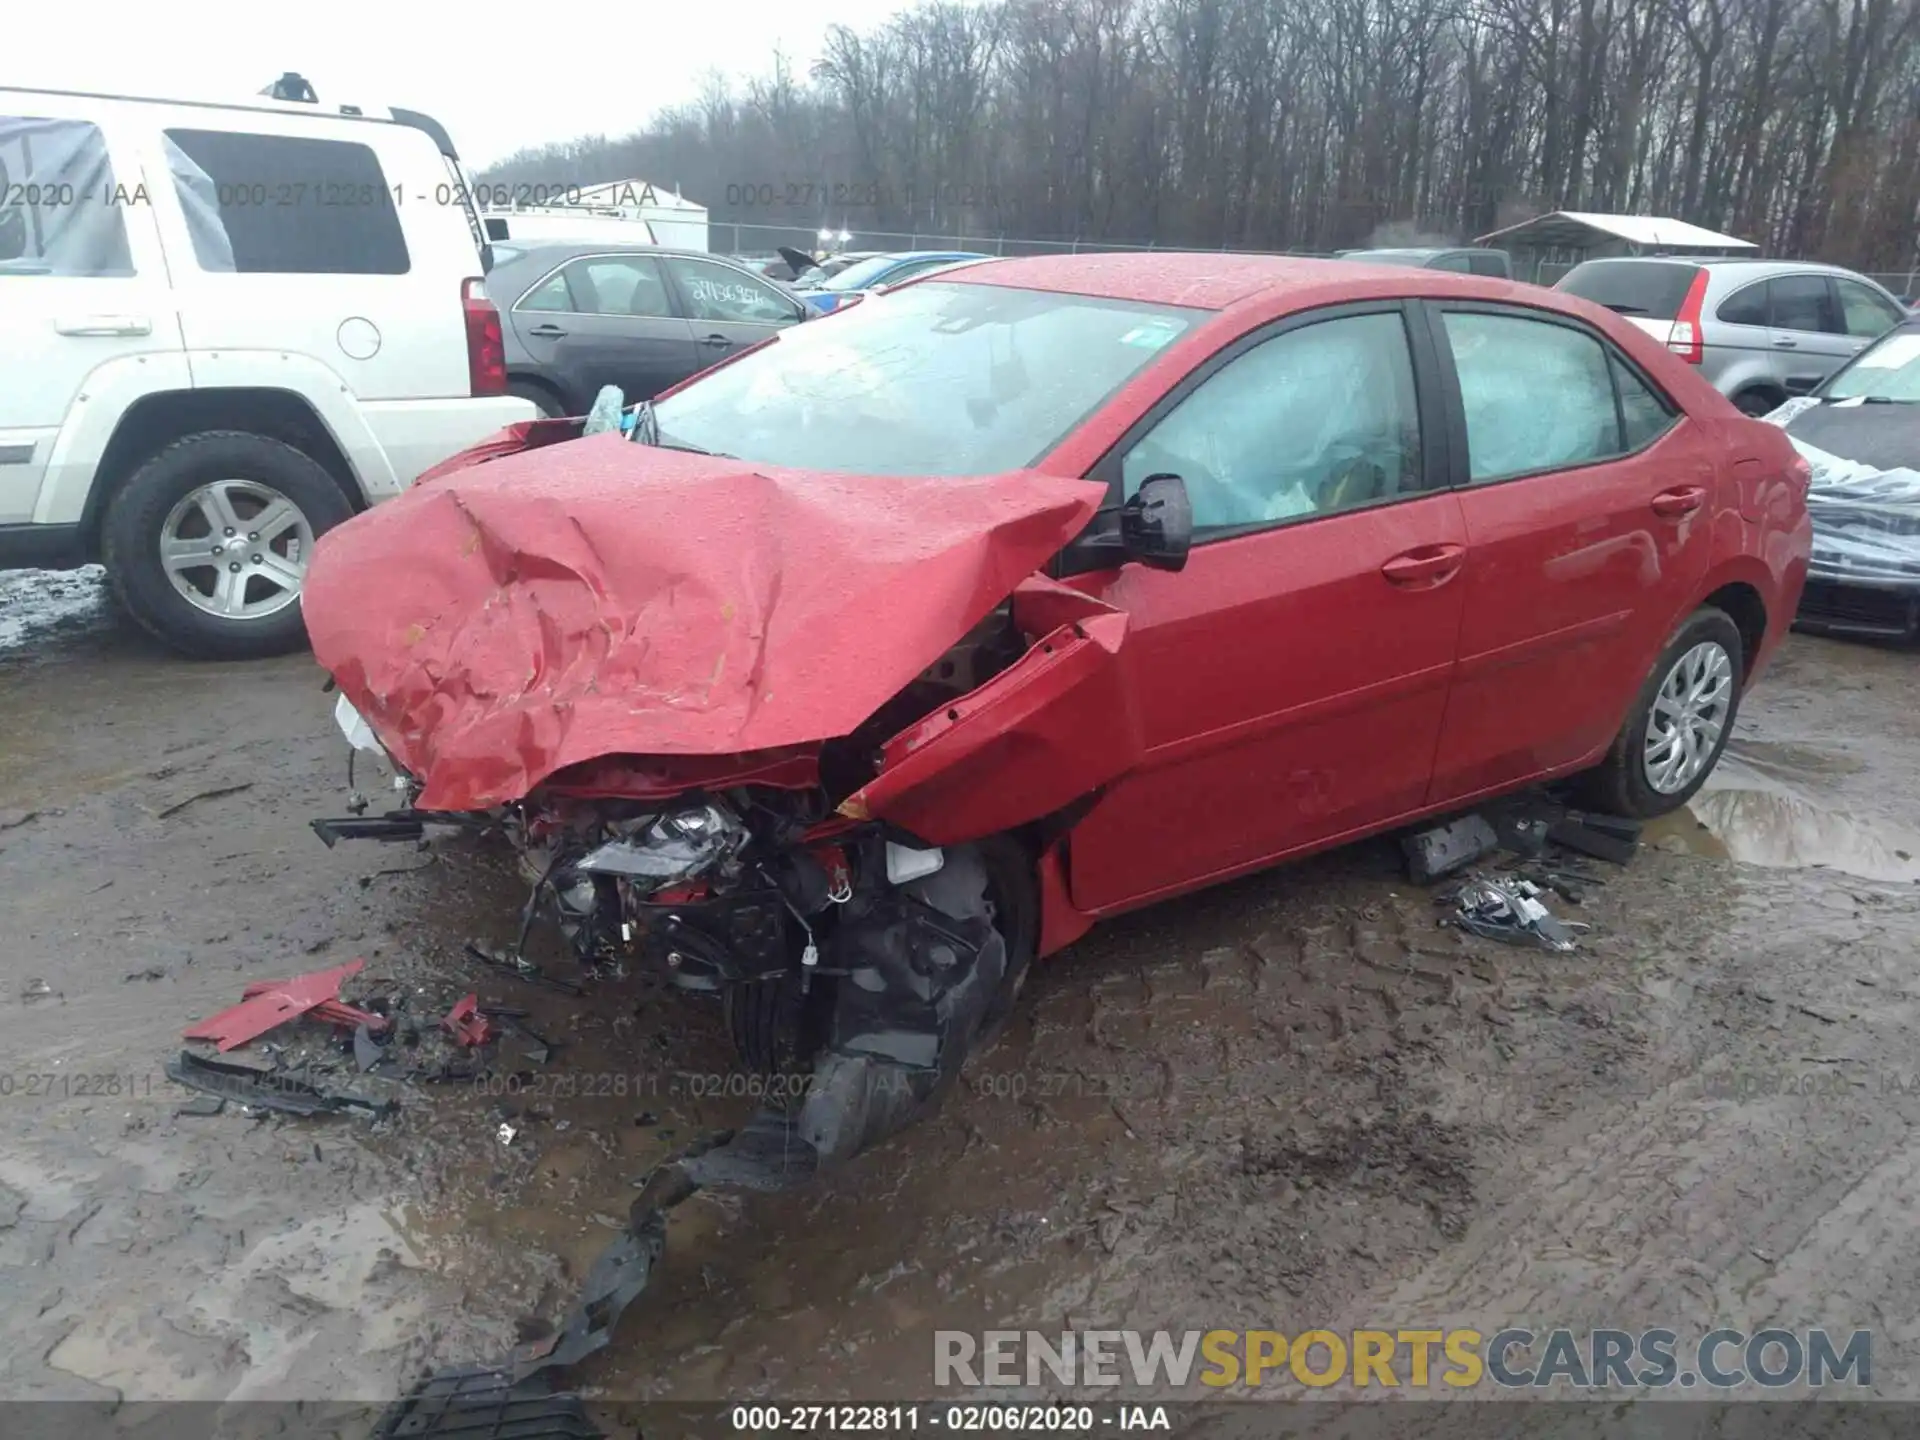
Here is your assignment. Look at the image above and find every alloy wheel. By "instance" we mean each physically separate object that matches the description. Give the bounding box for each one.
[1642,640,1734,794]
[160,479,316,621]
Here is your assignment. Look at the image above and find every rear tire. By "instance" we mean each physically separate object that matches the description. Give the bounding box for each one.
[1573,607,1745,818]
[101,431,353,661]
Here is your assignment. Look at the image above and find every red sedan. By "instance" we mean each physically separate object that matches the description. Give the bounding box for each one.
[306,253,1811,1190]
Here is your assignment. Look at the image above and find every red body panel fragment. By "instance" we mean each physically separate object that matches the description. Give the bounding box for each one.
[843,607,1139,846]
[183,959,370,1053]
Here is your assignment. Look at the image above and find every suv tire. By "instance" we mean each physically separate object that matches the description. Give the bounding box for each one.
[1574,606,1746,818]
[102,431,354,661]
[1731,386,1785,418]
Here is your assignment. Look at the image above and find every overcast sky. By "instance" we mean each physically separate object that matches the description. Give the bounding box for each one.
[5,0,913,171]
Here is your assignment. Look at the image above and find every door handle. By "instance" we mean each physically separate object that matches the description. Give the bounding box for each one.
[1771,336,1798,349]
[526,323,568,338]
[55,314,151,337]
[1651,485,1707,518]
[699,333,730,348]
[1380,543,1466,587]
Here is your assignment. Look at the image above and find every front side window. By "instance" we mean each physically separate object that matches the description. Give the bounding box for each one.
[563,255,672,317]
[1836,278,1906,339]
[0,115,134,277]
[1442,311,1625,481]
[663,257,795,323]
[652,281,1203,476]
[1120,311,1423,533]
[163,129,407,274]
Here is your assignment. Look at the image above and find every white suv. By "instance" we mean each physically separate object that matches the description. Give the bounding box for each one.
[0,80,536,658]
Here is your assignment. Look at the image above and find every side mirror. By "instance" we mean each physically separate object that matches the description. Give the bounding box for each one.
[1122,474,1192,571]
[1069,474,1192,574]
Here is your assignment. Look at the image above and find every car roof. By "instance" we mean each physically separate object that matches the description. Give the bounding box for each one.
[492,241,744,267]
[1570,256,1858,277]
[940,251,1541,312]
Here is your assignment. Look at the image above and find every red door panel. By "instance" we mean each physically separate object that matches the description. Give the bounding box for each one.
[1428,433,1717,803]
[1064,491,1469,913]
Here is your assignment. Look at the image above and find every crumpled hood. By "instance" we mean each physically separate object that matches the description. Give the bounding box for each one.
[302,433,1106,811]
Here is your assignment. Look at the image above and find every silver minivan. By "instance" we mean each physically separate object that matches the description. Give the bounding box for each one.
[1554,258,1909,415]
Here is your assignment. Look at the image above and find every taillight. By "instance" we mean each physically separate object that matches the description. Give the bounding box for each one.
[1668,269,1708,365]
[462,278,507,396]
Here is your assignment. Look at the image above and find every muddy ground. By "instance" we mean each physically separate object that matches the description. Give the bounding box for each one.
[5,566,1920,1419]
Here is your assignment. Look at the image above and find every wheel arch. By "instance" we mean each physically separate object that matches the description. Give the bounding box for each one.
[79,389,364,561]
[506,370,570,416]
[1700,578,1769,681]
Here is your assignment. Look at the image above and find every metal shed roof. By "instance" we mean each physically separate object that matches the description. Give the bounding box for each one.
[1474,211,1756,251]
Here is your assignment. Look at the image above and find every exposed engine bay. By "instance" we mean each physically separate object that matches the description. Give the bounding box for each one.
[321,606,1038,1192]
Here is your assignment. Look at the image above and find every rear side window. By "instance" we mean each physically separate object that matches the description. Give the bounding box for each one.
[1555,261,1701,320]
[1614,356,1678,450]
[1429,253,1474,273]
[1466,252,1508,277]
[1767,274,1834,333]
[1715,281,1768,327]
[0,115,135,277]
[1441,310,1649,481]
[564,255,673,318]
[163,129,408,274]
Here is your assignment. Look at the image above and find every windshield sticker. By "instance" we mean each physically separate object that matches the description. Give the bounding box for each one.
[1119,321,1183,350]
[1759,396,1821,427]
[1856,332,1920,370]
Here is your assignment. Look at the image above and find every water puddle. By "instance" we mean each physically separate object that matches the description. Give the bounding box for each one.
[0,566,113,654]
[1650,739,1920,883]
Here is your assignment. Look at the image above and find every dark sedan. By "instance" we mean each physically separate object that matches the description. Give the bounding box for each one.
[1772,318,1920,641]
[488,242,812,417]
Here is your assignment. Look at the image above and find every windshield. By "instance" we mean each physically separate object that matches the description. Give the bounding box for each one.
[1825,329,1920,401]
[652,281,1205,476]
[820,255,907,291]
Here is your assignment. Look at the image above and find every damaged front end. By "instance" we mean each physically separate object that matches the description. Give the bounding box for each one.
[452,578,1137,1191]
[297,429,1158,1189]
[314,600,1139,1195]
